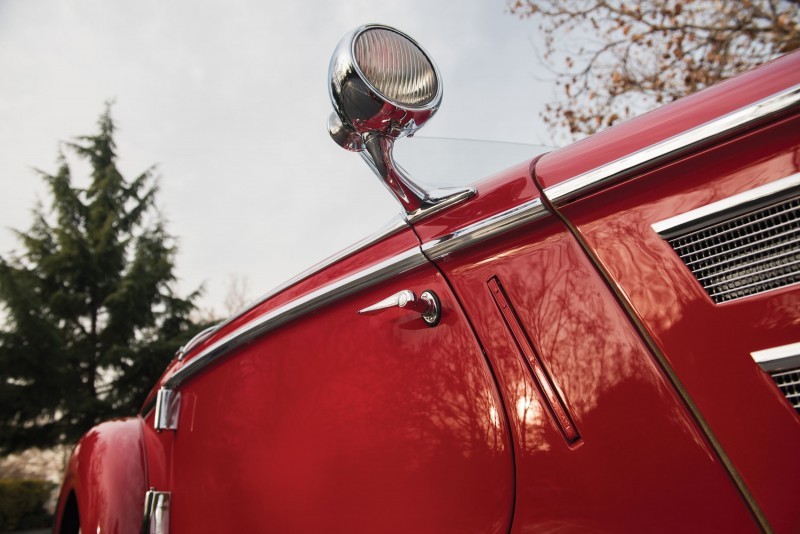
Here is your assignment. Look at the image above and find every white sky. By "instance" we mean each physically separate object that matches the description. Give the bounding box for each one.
[0,0,551,313]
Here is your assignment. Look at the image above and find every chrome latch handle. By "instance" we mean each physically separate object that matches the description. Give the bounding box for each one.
[358,289,441,326]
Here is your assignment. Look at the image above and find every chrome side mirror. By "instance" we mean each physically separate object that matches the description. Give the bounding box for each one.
[328,24,475,222]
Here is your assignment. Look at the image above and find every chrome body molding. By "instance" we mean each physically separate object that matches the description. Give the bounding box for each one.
[422,198,548,260]
[176,325,217,361]
[165,246,428,389]
[751,342,800,372]
[544,83,800,206]
[142,489,170,534]
[202,215,409,344]
[652,172,800,238]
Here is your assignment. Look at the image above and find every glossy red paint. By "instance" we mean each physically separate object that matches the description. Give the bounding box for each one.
[53,418,147,534]
[415,201,758,531]
[161,257,514,533]
[412,159,541,246]
[548,113,800,531]
[144,226,423,408]
[54,36,800,534]
[536,51,800,191]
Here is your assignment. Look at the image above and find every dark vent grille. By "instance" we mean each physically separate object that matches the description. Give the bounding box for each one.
[770,368,800,415]
[666,195,800,303]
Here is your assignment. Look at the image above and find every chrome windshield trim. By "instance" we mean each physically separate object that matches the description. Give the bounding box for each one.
[651,172,800,238]
[422,198,548,260]
[176,325,218,361]
[751,342,800,372]
[203,215,408,340]
[166,246,427,389]
[545,83,800,206]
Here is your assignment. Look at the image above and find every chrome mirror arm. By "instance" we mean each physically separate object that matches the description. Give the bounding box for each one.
[361,133,475,222]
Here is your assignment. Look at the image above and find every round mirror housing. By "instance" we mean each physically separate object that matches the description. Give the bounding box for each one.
[329,24,442,144]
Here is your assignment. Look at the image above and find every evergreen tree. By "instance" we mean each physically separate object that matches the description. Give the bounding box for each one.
[0,105,203,453]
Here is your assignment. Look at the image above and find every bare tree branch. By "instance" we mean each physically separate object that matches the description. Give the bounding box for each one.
[509,0,800,141]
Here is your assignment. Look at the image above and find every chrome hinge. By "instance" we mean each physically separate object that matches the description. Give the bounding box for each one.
[154,388,180,432]
[142,489,170,534]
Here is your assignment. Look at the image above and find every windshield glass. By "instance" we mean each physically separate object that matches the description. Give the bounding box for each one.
[393,137,552,188]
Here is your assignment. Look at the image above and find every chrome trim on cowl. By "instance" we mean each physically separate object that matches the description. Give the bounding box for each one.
[545,83,800,206]
[751,342,800,372]
[165,246,428,389]
[652,172,800,238]
[199,215,409,349]
[422,198,548,260]
[176,325,217,361]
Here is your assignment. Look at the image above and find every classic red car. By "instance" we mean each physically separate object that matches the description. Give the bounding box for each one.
[53,24,800,533]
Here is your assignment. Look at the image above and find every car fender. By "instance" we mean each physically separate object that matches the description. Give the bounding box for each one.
[53,417,147,534]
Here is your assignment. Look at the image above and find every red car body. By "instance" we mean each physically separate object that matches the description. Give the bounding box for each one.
[54,48,800,533]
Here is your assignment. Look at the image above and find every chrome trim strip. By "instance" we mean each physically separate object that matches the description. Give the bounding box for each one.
[422,198,548,259]
[751,342,800,372]
[153,388,179,431]
[203,215,408,342]
[545,84,800,206]
[652,172,800,238]
[176,325,217,361]
[165,246,428,389]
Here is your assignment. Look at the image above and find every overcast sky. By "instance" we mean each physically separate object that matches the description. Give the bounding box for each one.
[0,0,552,313]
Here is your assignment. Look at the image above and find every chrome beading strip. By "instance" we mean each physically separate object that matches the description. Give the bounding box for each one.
[176,325,217,361]
[751,342,800,372]
[652,172,800,238]
[166,246,427,389]
[203,215,408,340]
[422,198,548,260]
[545,84,800,207]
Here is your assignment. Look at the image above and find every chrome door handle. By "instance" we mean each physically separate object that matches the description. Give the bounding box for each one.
[358,289,441,326]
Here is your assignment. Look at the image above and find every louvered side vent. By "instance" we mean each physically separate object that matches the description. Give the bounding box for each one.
[662,192,800,303]
[770,368,800,415]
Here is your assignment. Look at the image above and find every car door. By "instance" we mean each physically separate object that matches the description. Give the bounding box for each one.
[145,226,514,533]
[412,160,759,531]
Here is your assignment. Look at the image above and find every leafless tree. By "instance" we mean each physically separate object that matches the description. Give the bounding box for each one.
[509,0,800,140]
[223,274,252,316]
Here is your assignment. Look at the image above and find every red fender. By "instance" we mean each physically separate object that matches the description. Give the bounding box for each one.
[53,417,147,534]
